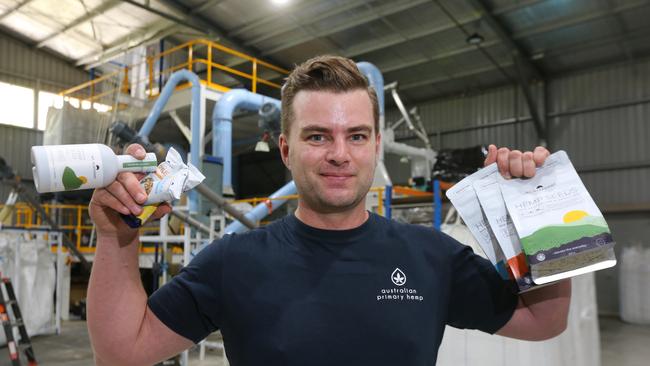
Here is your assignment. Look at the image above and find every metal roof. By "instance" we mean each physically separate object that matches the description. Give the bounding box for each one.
[2,0,650,104]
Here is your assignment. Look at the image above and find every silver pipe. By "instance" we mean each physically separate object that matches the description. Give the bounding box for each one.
[194,183,257,229]
[169,210,218,238]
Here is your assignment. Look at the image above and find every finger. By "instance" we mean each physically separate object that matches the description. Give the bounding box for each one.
[106,180,142,215]
[117,172,147,204]
[484,144,498,167]
[150,203,172,221]
[125,143,146,159]
[533,146,550,166]
[522,151,536,178]
[509,150,524,178]
[497,147,510,178]
[91,189,131,215]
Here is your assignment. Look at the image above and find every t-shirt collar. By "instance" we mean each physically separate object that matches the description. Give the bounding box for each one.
[283,211,376,243]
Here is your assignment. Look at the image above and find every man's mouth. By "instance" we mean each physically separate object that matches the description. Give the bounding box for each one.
[319,173,354,183]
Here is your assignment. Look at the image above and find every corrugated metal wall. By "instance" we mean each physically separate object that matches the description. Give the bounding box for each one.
[0,32,86,200]
[0,32,88,92]
[388,57,650,315]
[0,124,43,200]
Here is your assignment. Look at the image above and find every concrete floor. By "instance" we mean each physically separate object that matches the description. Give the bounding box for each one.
[0,316,645,365]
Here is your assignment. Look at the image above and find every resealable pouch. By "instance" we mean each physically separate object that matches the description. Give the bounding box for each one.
[121,148,205,228]
[473,168,534,292]
[446,163,509,279]
[497,150,616,284]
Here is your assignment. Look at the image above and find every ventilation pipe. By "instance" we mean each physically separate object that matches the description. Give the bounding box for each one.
[224,181,296,234]
[137,69,202,213]
[211,89,281,195]
[357,62,391,187]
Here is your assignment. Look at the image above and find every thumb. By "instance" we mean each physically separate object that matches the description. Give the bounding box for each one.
[484,144,497,167]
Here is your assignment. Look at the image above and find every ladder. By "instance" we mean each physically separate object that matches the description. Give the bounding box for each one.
[0,278,37,366]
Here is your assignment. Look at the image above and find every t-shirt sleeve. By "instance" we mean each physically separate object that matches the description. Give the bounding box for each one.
[445,238,519,334]
[147,237,228,343]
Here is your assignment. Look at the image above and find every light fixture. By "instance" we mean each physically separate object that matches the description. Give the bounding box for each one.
[466,32,484,45]
[270,0,290,6]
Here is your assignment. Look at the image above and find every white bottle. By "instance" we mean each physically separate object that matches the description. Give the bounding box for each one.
[31,144,158,193]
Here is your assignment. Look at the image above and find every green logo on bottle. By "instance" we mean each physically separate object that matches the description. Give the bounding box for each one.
[62,166,87,190]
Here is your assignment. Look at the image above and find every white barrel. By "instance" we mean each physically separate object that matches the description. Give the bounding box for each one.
[619,246,650,325]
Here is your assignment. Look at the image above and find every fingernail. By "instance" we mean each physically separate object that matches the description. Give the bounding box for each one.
[131,205,142,215]
[136,193,146,203]
[504,172,511,179]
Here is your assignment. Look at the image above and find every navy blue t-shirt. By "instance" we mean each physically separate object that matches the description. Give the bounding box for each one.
[148,213,517,365]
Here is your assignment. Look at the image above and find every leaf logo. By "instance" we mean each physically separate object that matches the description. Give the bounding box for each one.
[391,268,406,286]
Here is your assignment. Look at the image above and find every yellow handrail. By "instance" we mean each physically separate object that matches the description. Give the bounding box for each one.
[1,203,181,256]
[59,38,290,106]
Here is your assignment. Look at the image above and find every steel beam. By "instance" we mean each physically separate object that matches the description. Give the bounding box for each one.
[346,0,647,78]
[513,0,648,40]
[513,54,546,144]
[400,62,514,91]
[468,0,545,144]
[383,40,501,74]
[228,0,321,38]
[492,0,548,15]
[35,0,121,48]
[244,0,367,46]
[468,0,543,80]
[157,0,290,69]
[191,0,225,14]
[260,0,429,56]
[0,0,35,22]
[76,20,180,67]
[121,0,209,34]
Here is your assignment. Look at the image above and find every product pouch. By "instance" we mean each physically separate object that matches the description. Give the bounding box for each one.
[446,163,509,279]
[122,148,205,228]
[473,168,534,291]
[497,150,616,284]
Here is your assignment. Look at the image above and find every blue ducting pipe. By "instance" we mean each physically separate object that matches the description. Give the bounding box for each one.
[137,69,202,213]
[357,62,385,117]
[224,181,296,234]
[211,89,281,194]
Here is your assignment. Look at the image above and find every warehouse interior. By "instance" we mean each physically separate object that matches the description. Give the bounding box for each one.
[0,0,649,365]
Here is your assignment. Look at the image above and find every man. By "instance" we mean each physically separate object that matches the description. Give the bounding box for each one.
[87,56,570,366]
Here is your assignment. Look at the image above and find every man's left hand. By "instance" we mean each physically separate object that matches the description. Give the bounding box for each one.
[484,144,550,179]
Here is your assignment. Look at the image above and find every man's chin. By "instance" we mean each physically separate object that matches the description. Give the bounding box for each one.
[303,193,364,214]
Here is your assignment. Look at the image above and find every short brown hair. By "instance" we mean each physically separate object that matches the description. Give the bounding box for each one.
[281,55,379,136]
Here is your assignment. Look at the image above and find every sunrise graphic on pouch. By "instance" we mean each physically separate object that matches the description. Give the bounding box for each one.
[563,210,589,223]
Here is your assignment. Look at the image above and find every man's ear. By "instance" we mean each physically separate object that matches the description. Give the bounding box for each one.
[375,131,381,155]
[279,133,291,170]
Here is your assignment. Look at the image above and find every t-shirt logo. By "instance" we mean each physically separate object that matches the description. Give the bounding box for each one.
[391,268,406,286]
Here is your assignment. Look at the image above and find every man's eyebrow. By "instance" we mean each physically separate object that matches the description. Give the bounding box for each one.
[300,125,331,134]
[347,125,372,133]
[299,124,373,134]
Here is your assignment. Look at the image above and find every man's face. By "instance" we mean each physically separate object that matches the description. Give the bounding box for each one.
[279,89,380,214]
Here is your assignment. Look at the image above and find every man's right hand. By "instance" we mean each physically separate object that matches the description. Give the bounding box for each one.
[88,143,171,240]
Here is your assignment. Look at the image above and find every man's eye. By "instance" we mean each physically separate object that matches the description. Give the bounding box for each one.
[308,135,324,142]
[351,134,367,141]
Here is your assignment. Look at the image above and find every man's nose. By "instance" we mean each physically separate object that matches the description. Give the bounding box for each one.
[326,137,350,165]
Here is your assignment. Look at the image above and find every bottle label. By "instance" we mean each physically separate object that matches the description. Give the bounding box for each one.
[45,145,104,191]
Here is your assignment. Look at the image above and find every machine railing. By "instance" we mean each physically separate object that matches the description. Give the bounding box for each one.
[59,38,290,106]
[2,203,182,255]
